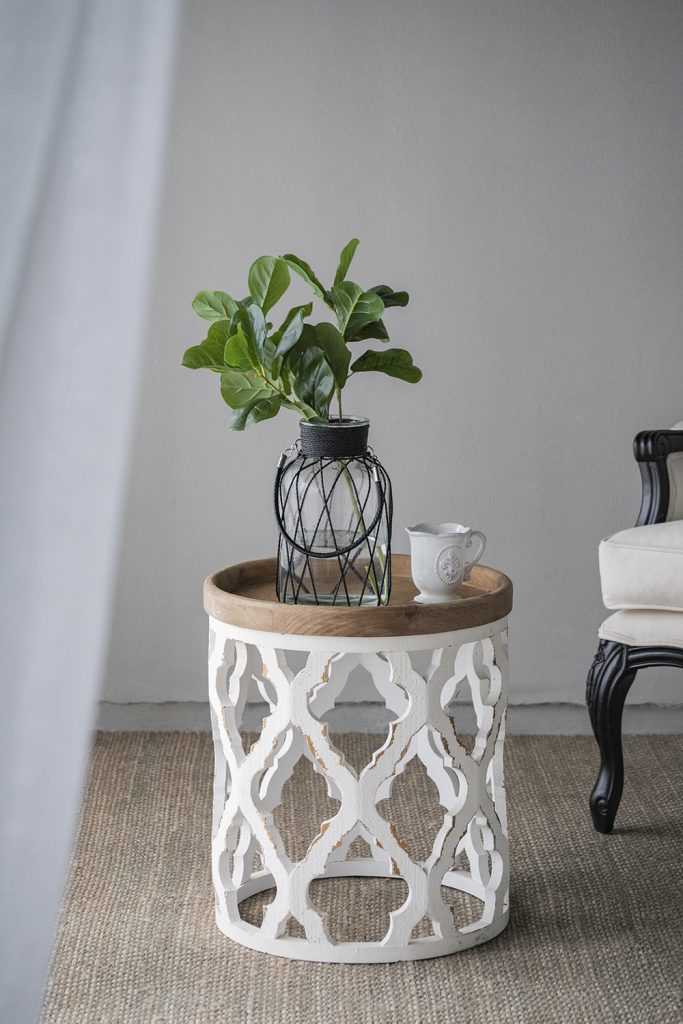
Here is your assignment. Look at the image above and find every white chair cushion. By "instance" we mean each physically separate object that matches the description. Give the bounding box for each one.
[599,520,683,612]
[600,610,683,650]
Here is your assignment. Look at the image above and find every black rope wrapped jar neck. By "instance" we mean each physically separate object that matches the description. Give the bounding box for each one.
[299,417,369,459]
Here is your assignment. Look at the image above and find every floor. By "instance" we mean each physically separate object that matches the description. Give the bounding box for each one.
[41,732,683,1024]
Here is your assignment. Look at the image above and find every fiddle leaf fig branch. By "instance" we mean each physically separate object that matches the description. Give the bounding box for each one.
[182,240,422,430]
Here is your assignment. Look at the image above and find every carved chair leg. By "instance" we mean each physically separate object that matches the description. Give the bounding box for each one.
[585,640,636,834]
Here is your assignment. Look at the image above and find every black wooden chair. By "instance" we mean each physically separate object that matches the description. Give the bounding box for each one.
[586,425,683,833]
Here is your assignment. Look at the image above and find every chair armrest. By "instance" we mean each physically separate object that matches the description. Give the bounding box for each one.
[633,429,683,526]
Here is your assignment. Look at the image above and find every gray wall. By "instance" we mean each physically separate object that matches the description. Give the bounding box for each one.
[103,0,683,720]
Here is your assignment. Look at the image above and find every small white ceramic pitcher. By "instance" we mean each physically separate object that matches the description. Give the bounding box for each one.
[405,523,487,603]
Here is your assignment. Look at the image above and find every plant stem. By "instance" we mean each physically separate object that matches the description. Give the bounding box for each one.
[336,388,343,423]
[256,368,315,420]
[339,464,383,601]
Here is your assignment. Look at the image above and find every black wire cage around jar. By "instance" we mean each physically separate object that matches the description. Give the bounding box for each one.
[275,418,392,606]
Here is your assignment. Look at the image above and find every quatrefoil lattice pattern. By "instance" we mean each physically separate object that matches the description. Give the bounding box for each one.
[208,620,509,963]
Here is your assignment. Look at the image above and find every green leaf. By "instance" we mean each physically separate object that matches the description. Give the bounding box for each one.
[291,347,335,417]
[346,318,390,342]
[279,302,313,332]
[192,290,238,322]
[230,395,281,431]
[181,319,231,370]
[246,303,267,354]
[274,310,305,359]
[280,323,319,372]
[207,319,231,345]
[331,281,384,339]
[281,396,321,421]
[279,322,315,371]
[309,322,351,389]
[248,256,290,314]
[270,305,310,371]
[281,253,328,302]
[350,348,422,383]
[368,285,409,308]
[234,304,272,367]
[181,337,227,371]
[333,238,359,286]
[220,370,276,409]
[279,360,292,394]
[281,322,350,388]
[224,324,258,370]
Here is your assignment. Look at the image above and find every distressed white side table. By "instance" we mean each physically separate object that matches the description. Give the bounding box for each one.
[204,555,513,964]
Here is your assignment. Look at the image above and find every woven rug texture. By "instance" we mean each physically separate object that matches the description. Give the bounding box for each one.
[41,732,683,1024]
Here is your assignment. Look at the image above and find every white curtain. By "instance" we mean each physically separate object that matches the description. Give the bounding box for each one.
[0,2,178,1020]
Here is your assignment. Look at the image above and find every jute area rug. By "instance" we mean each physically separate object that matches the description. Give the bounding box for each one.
[42,732,682,1024]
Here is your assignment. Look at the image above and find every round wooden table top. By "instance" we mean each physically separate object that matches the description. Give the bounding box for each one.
[204,555,512,638]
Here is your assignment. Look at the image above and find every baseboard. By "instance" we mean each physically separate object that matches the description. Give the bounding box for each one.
[97,700,683,735]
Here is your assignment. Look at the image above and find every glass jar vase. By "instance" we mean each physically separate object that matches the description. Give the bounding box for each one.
[275,418,392,606]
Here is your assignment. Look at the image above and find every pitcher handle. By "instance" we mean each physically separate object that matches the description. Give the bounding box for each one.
[464,530,486,580]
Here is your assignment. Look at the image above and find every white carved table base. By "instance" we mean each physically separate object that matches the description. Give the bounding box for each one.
[208,618,509,963]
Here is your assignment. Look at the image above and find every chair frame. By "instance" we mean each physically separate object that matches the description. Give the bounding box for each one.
[586,429,683,833]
